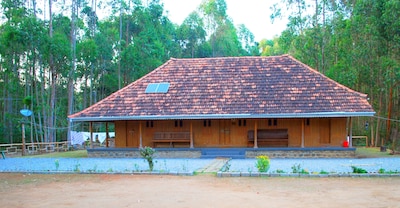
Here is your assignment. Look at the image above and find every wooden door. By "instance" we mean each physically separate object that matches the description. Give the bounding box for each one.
[319,119,331,145]
[219,120,231,146]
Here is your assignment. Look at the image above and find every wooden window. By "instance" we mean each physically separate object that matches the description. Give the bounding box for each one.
[238,119,246,127]
[146,121,154,128]
[203,120,211,127]
[175,120,183,127]
[268,119,278,126]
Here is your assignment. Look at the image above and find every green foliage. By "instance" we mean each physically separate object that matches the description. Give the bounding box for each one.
[291,163,309,174]
[140,146,156,171]
[319,170,329,174]
[378,169,400,174]
[378,168,385,174]
[22,96,32,106]
[255,155,270,172]
[351,166,368,174]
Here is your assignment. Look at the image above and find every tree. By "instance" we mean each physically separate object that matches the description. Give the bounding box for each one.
[0,0,30,143]
[237,24,259,56]
[199,0,228,57]
[259,37,283,56]
[176,12,206,58]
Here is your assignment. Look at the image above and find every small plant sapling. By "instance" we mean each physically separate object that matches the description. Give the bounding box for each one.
[54,159,60,171]
[140,146,156,171]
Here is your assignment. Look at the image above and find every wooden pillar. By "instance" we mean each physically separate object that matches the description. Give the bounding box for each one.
[301,119,305,148]
[254,120,258,148]
[89,122,93,149]
[139,121,143,148]
[349,117,353,147]
[190,121,194,148]
[105,122,109,148]
[21,123,26,156]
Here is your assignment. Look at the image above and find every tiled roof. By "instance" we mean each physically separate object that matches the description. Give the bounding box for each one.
[69,55,375,121]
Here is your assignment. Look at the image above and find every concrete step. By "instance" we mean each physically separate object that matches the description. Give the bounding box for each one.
[200,155,244,159]
[200,149,245,159]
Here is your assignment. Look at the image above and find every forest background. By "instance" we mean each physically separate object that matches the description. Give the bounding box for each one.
[0,0,399,148]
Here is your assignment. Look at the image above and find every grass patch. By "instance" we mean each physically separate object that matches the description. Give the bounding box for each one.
[355,147,399,158]
[25,150,88,158]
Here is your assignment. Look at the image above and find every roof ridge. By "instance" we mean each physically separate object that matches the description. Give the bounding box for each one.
[168,55,289,61]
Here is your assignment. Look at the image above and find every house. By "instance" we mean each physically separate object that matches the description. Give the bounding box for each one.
[69,55,375,158]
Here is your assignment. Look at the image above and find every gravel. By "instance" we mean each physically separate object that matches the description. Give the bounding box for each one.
[0,158,213,174]
[1,157,400,175]
[227,158,400,174]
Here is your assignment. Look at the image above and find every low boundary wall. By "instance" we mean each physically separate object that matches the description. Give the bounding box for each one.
[88,147,356,158]
[245,147,356,158]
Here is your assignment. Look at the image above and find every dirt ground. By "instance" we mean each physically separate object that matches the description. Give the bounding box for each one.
[1,173,400,208]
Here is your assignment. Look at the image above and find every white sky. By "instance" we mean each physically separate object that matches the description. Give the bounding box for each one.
[161,0,287,41]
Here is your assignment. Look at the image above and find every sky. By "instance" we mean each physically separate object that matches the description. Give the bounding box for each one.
[161,0,288,41]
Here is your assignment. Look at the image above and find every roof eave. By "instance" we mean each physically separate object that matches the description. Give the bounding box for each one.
[69,111,375,122]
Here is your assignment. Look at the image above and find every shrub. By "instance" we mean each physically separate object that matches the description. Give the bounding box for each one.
[140,146,156,171]
[378,168,385,174]
[319,170,329,174]
[291,163,309,174]
[255,155,270,172]
[351,166,368,174]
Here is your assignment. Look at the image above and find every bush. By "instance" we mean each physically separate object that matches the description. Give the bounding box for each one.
[255,155,270,172]
[351,166,368,174]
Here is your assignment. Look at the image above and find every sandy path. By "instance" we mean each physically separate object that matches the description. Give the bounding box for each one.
[1,173,400,208]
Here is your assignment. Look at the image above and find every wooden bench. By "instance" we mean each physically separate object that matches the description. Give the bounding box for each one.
[351,136,368,147]
[248,129,289,147]
[153,132,191,147]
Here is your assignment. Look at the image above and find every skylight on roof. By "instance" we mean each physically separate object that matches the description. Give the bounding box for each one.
[145,83,170,93]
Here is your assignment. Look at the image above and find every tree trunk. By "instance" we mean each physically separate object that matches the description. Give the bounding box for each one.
[386,84,393,144]
[48,0,56,143]
[375,91,383,146]
[68,0,77,145]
